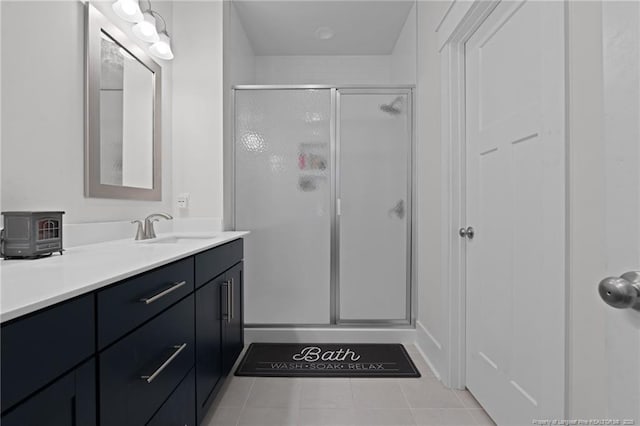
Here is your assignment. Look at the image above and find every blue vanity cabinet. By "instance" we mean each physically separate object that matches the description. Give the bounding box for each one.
[0,238,245,426]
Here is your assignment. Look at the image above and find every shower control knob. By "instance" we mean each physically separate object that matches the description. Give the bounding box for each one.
[598,271,640,311]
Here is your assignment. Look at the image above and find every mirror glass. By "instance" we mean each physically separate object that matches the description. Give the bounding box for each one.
[86,4,161,201]
[99,31,154,189]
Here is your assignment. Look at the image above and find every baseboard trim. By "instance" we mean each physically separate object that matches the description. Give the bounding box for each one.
[415,320,444,381]
[417,320,443,350]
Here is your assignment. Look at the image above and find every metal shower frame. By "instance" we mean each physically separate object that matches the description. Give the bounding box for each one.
[229,85,416,328]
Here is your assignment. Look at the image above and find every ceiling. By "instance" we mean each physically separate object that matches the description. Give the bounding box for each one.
[232,1,415,56]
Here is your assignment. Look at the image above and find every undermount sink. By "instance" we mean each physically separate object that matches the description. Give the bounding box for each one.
[140,234,218,244]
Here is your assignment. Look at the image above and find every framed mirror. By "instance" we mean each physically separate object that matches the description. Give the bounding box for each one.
[85,4,161,200]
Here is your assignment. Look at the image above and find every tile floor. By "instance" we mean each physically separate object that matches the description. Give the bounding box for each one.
[202,345,495,426]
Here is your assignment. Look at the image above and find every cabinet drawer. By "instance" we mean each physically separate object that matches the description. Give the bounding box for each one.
[147,367,196,426]
[97,257,194,348]
[1,295,95,412]
[195,239,243,288]
[99,295,195,426]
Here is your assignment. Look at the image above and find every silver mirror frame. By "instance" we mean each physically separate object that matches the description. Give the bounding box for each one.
[85,4,162,201]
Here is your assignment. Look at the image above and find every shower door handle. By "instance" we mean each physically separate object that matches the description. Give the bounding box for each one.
[389,200,405,219]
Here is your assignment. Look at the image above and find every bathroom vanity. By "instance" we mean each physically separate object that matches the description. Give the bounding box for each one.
[0,233,247,426]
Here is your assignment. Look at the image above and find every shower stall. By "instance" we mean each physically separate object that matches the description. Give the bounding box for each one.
[233,86,413,326]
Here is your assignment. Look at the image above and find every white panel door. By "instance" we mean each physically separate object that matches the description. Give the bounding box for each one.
[465,1,565,424]
[598,2,640,422]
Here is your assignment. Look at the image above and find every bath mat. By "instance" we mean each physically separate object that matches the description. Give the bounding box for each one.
[235,343,421,377]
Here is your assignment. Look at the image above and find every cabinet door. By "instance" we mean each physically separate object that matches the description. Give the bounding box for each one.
[195,274,224,423]
[222,262,244,375]
[1,359,96,426]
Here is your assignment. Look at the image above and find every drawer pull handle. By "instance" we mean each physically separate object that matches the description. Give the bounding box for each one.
[140,281,187,304]
[140,343,187,383]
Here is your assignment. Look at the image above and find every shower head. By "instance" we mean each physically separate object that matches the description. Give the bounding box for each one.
[379,96,404,115]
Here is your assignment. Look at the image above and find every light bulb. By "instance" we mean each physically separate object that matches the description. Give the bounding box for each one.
[121,1,134,14]
[156,43,169,55]
[132,12,159,43]
[149,32,174,60]
[112,0,143,23]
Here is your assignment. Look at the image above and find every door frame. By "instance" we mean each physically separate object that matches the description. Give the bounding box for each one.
[436,0,500,390]
[437,5,568,418]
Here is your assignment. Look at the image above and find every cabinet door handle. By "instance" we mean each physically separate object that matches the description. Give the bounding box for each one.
[140,281,187,304]
[229,278,234,321]
[222,281,230,322]
[140,343,187,383]
[227,280,232,323]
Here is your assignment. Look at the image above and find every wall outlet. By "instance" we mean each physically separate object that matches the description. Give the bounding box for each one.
[177,193,190,209]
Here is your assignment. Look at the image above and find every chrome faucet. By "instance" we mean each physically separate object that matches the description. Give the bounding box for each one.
[131,213,173,240]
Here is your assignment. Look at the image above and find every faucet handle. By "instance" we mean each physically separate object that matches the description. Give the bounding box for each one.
[131,220,145,240]
[146,218,160,239]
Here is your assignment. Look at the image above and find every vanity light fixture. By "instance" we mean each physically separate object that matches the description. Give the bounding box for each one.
[132,11,159,43]
[149,31,174,60]
[112,0,143,23]
[111,0,174,60]
[147,11,174,60]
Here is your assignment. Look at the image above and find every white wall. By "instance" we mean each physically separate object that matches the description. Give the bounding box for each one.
[172,1,224,220]
[414,0,450,380]
[391,3,417,85]
[254,55,393,85]
[0,0,173,224]
[230,2,256,85]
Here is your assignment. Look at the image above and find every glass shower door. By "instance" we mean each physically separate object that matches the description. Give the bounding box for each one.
[235,89,332,324]
[337,89,412,322]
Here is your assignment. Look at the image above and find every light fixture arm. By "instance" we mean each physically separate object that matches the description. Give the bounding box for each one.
[148,10,170,37]
[139,0,170,37]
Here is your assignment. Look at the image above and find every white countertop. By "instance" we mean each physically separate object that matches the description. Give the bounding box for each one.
[0,231,248,323]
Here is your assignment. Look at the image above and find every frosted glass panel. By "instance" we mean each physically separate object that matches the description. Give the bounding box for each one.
[338,92,410,321]
[235,89,332,324]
